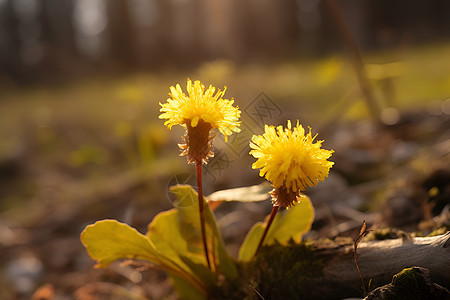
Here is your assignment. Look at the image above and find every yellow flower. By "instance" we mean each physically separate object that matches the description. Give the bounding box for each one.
[159,79,241,163]
[250,120,334,207]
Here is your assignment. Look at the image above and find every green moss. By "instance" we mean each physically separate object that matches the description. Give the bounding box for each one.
[246,241,324,299]
[367,228,409,241]
[366,267,448,300]
[392,267,428,290]
[210,241,325,299]
[209,266,250,300]
[427,226,450,237]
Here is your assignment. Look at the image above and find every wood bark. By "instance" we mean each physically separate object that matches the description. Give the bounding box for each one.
[314,232,450,298]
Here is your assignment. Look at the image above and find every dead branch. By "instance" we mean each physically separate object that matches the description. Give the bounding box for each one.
[316,232,450,298]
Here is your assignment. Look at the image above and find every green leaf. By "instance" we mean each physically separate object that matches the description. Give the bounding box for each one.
[169,185,204,253]
[207,182,272,203]
[81,219,162,268]
[179,256,216,288]
[204,202,238,280]
[167,185,238,280]
[147,209,215,285]
[81,184,239,300]
[237,223,265,262]
[145,185,238,299]
[148,210,203,265]
[82,219,208,296]
[170,274,207,300]
[265,196,315,244]
[238,196,314,262]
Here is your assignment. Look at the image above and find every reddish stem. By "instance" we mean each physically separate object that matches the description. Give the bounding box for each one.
[354,252,366,296]
[195,161,211,269]
[255,205,280,255]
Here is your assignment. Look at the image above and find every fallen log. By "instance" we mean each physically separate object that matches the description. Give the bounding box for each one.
[218,232,450,299]
[318,232,450,298]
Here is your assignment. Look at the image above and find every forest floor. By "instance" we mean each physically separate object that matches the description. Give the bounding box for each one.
[0,43,449,299]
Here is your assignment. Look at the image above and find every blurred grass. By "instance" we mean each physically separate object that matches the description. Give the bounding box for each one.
[0,43,449,214]
[2,42,450,140]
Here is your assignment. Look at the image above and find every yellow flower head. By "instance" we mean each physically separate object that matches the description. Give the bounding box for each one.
[159,79,241,163]
[250,120,334,207]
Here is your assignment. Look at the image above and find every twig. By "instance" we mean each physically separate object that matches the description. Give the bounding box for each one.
[249,284,265,300]
[353,220,371,296]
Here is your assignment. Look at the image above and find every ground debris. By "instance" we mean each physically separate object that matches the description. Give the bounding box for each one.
[364,267,450,300]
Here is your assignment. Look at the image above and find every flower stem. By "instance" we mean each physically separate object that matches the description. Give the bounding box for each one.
[255,205,280,255]
[195,160,211,269]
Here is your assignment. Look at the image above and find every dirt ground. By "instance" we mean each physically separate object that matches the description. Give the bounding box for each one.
[1,102,449,299]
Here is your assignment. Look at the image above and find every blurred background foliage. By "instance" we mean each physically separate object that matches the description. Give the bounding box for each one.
[0,0,450,299]
[1,0,450,84]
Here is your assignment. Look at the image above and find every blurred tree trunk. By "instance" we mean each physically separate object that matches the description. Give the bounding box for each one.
[42,0,78,58]
[107,0,137,68]
[0,0,22,84]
